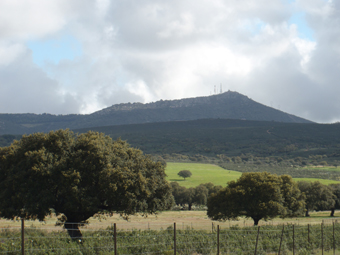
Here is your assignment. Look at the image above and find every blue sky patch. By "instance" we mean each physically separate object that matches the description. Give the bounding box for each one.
[27,34,82,66]
[289,11,314,41]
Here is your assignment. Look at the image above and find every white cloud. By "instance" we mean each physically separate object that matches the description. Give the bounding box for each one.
[1,0,340,123]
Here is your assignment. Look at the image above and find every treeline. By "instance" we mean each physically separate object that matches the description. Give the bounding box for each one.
[170,182,222,210]
[3,119,340,164]
[170,173,340,226]
[0,134,21,147]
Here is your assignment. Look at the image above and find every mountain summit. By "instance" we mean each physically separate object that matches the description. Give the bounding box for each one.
[0,91,312,135]
[90,91,311,124]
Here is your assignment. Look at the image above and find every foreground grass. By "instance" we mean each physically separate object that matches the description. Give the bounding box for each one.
[165,162,241,188]
[2,212,340,255]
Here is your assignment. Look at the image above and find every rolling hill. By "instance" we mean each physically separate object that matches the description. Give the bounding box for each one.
[0,91,311,135]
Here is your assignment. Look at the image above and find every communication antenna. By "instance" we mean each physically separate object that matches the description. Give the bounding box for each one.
[214,85,216,94]
[220,83,222,93]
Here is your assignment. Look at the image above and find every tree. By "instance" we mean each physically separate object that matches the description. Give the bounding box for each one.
[329,184,340,217]
[0,130,174,239]
[207,172,305,226]
[200,182,223,196]
[178,170,192,180]
[170,182,195,210]
[298,181,335,217]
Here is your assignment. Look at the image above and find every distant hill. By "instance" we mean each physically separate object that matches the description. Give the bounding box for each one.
[0,91,312,135]
[74,118,339,158]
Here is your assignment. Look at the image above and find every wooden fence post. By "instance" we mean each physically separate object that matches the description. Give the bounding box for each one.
[321,223,324,255]
[254,226,260,255]
[278,225,284,255]
[333,222,335,255]
[293,225,295,255]
[174,223,176,255]
[114,223,117,255]
[217,225,220,255]
[21,218,24,255]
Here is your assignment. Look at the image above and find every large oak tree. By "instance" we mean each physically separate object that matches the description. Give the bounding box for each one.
[0,130,174,239]
[207,172,305,225]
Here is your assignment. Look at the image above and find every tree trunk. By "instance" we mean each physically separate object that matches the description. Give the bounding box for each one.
[188,203,192,211]
[305,209,310,217]
[331,208,335,217]
[64,222,83,240]
[253,218,260,226]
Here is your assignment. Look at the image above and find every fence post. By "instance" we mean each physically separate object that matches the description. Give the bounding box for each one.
[21,218,24,255]
[217,225,220,255]
[333,222,335,255]
[114,223,117,255]
[278,225,284,255]
[293,225,295,255]
[321,223,324,255]
[174,222,176,255]
[254,226,260,255]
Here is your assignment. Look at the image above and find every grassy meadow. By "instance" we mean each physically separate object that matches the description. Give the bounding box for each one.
[165,162,340,187]
[165,162,241,188]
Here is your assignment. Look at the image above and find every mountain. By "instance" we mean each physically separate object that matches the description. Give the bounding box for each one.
[73,118,340,158]
[0,91,312,135]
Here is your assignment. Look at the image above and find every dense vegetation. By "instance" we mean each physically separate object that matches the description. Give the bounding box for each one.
[207,172,305,225]
[0,130,174,238]
[73,119,340,161]
[2,118,340,168]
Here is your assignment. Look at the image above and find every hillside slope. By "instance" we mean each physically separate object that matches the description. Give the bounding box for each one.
[74,119,338,158]
[0,91,312,135]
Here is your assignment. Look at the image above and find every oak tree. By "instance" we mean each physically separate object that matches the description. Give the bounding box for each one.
[207,172,305,225]
[177,170,192,180]
[0,130,174,239]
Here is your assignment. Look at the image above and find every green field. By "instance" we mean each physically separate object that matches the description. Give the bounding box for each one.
[165,162,241,188]
[166,162,340,187]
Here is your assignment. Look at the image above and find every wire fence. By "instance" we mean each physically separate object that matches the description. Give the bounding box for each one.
[1,219,340,254]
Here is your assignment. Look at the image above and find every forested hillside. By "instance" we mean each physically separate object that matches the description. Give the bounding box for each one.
[73,119,340,160]
[0,91,311,135]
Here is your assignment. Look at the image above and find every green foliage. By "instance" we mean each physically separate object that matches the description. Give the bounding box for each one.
[297,181,335,217]
[170,182,222,210]
[329,183,340,216]
[177,170,192,180]
[207,172,305,225]
[72,119,340,160]
[0,129,174,238]
[0,134,21,147]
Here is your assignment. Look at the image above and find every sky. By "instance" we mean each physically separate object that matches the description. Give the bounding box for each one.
[0,0,339,123]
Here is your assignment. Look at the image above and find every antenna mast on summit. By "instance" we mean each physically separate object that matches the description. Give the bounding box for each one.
[214,85,216,94]
[220,83,222,93]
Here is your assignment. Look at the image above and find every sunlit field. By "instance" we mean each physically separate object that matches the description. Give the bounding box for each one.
[165,162,340,187]
[165,162,241,188]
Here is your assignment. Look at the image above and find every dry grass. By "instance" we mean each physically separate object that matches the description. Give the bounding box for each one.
[1,210,340,232]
